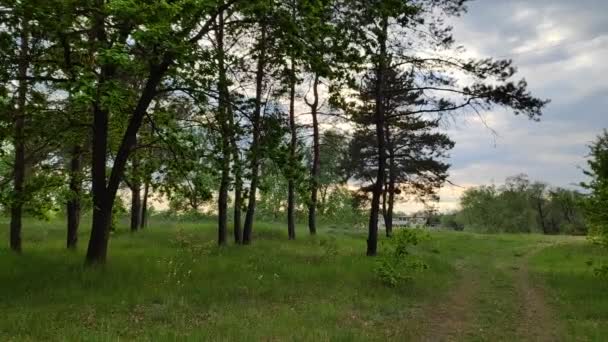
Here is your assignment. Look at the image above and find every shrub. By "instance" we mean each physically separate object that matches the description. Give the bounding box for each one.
[375,229,429,287]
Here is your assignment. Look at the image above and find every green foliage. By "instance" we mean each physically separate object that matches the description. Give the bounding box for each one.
[457,174,586,234]
[319,186,367,225]
[582,130,608,247]
[375,229,429,287]
[110,196,128,231]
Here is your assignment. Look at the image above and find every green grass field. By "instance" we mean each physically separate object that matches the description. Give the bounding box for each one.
[1,217,607,341]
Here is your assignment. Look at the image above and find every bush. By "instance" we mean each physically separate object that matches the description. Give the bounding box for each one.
[375,229,429,287]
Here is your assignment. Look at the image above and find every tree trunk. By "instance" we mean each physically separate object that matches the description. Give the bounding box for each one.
[85,0,114,264]
[67,145,82,249]
[86,85,112,263]
[385,124,395,237]
[10,11,30,253]
[537,201,548,234]
[130,148,141,232]
[287,57,297,240]
[382,182,389,237]
[307,74,320,235]
[218,165,229,245]
[216,9,230,246]
[140,180,149,229]
[386,176,395,237]
[243,21,268,245]
[367,17,388,256]
[230,120,242,244]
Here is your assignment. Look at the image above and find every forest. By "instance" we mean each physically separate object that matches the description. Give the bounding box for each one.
[1,0,607,340]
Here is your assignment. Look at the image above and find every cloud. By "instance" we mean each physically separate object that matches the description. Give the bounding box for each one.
[420,0,608,211]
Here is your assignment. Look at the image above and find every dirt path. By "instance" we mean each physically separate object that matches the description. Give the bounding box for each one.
[514,245,561,341]
[415,263,481,342]
[413,243,561,341]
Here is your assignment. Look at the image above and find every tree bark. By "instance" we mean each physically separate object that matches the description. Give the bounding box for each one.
[85,0,115,265]
[386,176,395,237]
[243,20,268,245]
[67,145,82,249]
[140,180,149,229]
[307,74,320,235]
[216,8,229,246]
[382,181,389,237]
[10,11,30,253]
[367,17,388,256]
[218,160,229,245]
[130,150,141,232]
[385,124,395,237]
[230,113,242,244]
[287,57,297,240]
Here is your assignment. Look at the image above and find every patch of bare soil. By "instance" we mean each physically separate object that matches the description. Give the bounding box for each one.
[514,247,561,341]
[415,264,480,342]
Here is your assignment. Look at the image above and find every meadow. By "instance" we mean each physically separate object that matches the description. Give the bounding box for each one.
[1,217,607,341]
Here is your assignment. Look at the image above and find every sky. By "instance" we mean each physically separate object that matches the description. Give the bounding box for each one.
[399,0,608,212]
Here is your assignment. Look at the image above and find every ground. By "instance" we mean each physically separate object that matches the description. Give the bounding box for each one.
[0,217,607,341]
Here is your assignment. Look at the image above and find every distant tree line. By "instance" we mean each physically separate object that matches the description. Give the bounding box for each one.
[443,174,586,235]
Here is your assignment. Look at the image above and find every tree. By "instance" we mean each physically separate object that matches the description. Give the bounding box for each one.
[241,0,291,244]
[78,0,240,264]
[582,130,608,245]
[297,0,345,236]
[345,67,454,237]
[242,3,271,245]
[9,4,30,252]
[336,0,548,255]
[0,1,66,251]
[214,6,231,245]
[315,130,350,215]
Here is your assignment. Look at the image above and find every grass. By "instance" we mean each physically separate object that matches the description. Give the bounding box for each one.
[530,238,608,341]
[0,216,607,341]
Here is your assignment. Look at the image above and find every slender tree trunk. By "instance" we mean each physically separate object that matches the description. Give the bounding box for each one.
[130,150,141,232]
[218,162,229,245]
[307,74,320,235]
[537,201,547,234]
[385,125,395,237]
[367,17,388,256]
[216,9,230,246]
[140,180,149,229]
[60,20,81,248]
[287,58,297,240]
[386,176,395,237]
[382,182,389,237]
[243,21,268,245]
[230,117,242,243]
[10,12,30,253]
[67,145,82,249]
